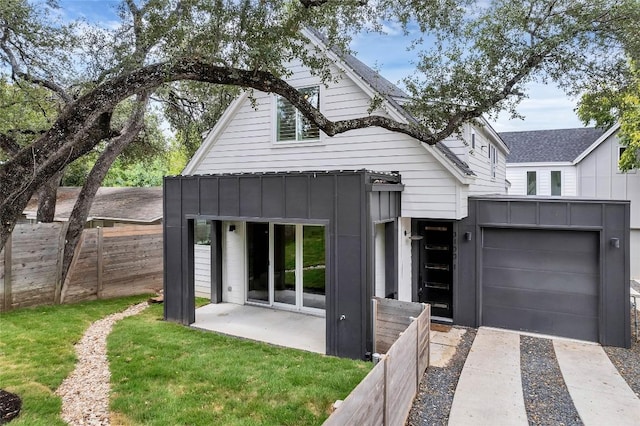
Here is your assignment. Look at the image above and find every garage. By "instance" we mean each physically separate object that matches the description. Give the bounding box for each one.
[481,228,599,341]
[456,196,630,348]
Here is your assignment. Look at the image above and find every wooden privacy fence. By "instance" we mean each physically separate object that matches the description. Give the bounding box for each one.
[324,298,430,426]
[0,223,163,312]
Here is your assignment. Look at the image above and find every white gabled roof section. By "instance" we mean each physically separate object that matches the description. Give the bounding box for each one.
[302,29,474,185]
[182,91,250,175]
[573,122,621,165]
[183,29,476,185]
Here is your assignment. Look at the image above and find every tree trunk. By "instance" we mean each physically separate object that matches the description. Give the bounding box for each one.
[36,171,63,222]
[60,96,148,287]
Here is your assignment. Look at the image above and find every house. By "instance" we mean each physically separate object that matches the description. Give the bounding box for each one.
[22,187,163,228]
[163,30,630,358]
[502,124,639,279]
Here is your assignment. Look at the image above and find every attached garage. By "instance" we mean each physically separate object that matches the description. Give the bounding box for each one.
[456,196,631,348]
[481,228,599,342]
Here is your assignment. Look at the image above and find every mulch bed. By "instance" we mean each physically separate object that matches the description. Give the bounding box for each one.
[0,390,21,424]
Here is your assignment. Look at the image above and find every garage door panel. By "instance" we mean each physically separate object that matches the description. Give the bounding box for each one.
[482,305,598,342]
[483,286,599,317]
[482,228,598,254]
[483,247,598,275]
[483,267,598,296]
[481,228,599,342]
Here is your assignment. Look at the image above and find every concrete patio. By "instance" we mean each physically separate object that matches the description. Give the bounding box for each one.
[191,303,326,354]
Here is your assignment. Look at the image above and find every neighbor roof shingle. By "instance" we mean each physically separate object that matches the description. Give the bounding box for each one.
[500,128,606,163]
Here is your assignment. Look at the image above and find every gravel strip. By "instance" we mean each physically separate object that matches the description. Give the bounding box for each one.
[55,302,149,426]
[604,310,640,398]
[520,336,582,425]
[406,327,476,426]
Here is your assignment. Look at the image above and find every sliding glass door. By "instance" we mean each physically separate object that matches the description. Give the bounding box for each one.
[246,223,325,313]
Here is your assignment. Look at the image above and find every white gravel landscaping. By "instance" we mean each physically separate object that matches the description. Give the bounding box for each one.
[55,302,149,426]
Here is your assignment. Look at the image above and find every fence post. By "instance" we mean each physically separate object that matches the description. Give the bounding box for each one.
[383,354,389,426]
[54,222,69,304]
[416,313,421,390]
[372,298,378,354]
[97,227,104,299]
[2,232,12,312]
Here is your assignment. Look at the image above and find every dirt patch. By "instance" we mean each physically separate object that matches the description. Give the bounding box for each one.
[0,389,22,424]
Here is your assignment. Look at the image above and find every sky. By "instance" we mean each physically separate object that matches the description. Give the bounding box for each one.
[56,0,587,133]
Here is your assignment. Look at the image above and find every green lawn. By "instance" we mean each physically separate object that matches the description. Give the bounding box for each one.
[0,295,150,426]
[108,303,369,425]
[1,298,369,425]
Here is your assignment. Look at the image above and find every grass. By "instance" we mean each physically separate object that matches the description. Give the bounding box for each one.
[0,295,151,426]
[108,303,370,425]
[1,296,370,425]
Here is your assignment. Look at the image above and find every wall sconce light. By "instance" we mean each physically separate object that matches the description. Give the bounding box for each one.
[464,232,472,241]
[610,237,620,248]
[228,224,236,232]
[403,230,423,241]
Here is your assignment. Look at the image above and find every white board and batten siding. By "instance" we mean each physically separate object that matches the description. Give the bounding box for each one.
[506,164,577,196]
[187,59,468,221]
[576,132,640,278]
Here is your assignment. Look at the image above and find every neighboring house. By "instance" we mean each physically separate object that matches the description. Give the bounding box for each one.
[163,30,630,359]
[502,124,639,279]
[22,187,163,227]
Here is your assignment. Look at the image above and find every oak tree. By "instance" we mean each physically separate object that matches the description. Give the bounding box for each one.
[1,0,638,258]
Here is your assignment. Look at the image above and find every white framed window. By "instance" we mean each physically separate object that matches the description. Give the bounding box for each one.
[276,86,320,142]
[489,145,497,178]
[527,171,537,195]
[551,170,561,196]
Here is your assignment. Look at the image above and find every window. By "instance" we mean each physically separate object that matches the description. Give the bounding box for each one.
[619,146,627,171]
[195,219,211,245]
[490,145,498,178]
[471,132,476,150]
[276,86,320,142]
[247,222,325,312]
[527,171,537,195]
[551,171,561,196]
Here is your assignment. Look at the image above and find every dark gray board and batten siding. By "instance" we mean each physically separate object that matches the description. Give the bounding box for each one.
[164,170,402,359]
[457,196,631,347]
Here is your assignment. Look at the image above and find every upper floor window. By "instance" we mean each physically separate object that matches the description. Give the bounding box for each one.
[551,170,561,196]
[489,145,498,178]
[527,171,537,195]
[619,146,627,172]
[276,86,320,142]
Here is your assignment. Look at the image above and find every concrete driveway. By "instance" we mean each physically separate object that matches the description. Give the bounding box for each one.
[448,327,640,426]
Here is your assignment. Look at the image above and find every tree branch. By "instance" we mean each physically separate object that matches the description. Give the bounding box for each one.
[299,0,366,8]
[0,37,73,104]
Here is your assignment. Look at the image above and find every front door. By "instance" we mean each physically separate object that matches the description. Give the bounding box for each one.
[417,221,454,319]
